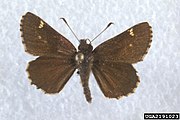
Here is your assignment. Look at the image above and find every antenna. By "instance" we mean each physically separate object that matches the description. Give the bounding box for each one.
[60,18,80,42]
[91,22,114,42]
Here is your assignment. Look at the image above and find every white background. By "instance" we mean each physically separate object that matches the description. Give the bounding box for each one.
[0,0,179,120]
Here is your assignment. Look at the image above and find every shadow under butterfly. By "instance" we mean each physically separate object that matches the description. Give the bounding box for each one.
[20,12,152,103]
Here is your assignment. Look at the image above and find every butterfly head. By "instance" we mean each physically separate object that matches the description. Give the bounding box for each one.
[78,39,93,53]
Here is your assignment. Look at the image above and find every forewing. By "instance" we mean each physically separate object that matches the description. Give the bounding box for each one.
[20,12,76,57]
[93,22,152,64]
[27,56,76,93]
[92,61,139,98]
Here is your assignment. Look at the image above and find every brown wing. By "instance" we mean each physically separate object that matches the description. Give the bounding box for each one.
[27,56,76,93]
[92,61,139,98]
[93,22,152,64]
[20,12,76,57]
[20,12,77,93]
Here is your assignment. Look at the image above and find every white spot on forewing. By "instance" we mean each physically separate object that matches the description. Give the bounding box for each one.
[39,20,44,29]
[128,28,134,37]
[38,36,42,39]
[129,44,133,47]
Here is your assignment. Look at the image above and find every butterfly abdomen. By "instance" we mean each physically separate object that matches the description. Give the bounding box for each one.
[78,61,93,103]
[81,78,92,103]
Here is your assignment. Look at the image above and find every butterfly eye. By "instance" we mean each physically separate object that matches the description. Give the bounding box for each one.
[86,39,91,44]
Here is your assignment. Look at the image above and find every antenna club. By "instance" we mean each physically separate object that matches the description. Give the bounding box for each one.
[91,22,114,42]
[107,22,114,27]
[60,18,68,24]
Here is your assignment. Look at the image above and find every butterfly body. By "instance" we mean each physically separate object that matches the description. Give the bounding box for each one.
[75,39,94,103]
[20,12,152,103]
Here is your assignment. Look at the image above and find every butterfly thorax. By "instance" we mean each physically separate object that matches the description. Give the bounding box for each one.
[75,39,93,64]
[75,39,93,103]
